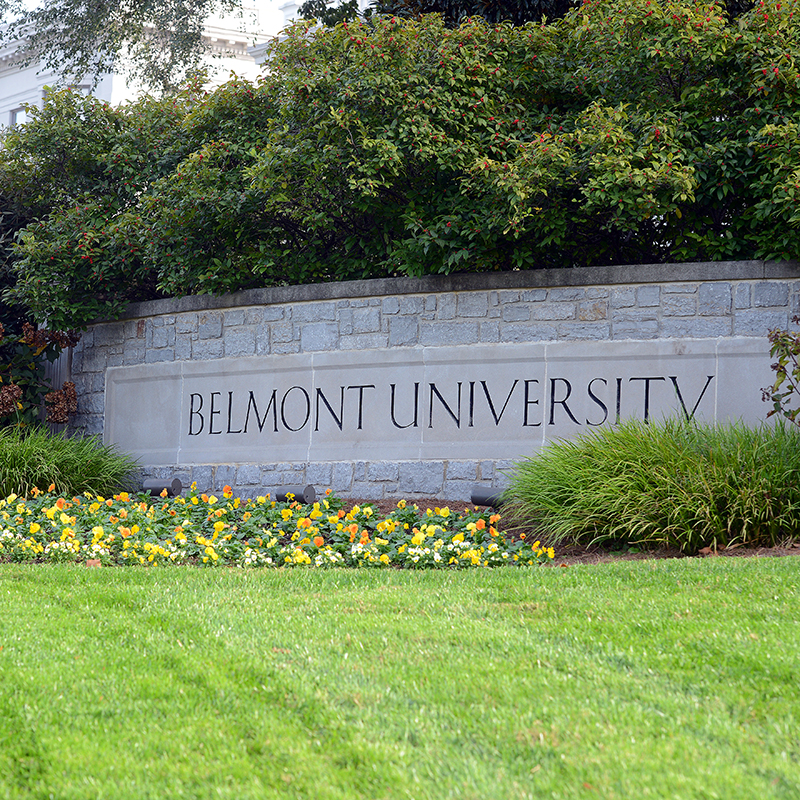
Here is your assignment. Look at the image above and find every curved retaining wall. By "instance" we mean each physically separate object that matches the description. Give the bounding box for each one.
[67,260,800,500]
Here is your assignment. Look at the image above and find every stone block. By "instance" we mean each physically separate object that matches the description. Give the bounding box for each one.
[339,333,389,349]
[733,309,789,336]
[214,465,237,491]
[301,322,338,351]
[530,303,575,321]
[611,319,659,339]
[398,461,444,495]
[368,461,399,481]
[152,326,175,349]
[557,322,609,340]
[399,296,425,316]
[586,287,610,299]
[520,289,547,302]
[456,293,488,318]
[734,284,751,309]
[502,305,531,322]
[754,282,789,307]
[244,308,264,325]
[256,328,270,355]
[382,297,400,315]
[661,317,732,338]
[480,321,500,342]
[94,323,125,347]
[306,462,333,486]
[291,301,337,322]
[611,287,636,308]
[578,301,608,321]
[425,295,437,312]
[663,295,696,316]
[338,309,354,336]
[145,348,175,363]
[420,321,479,346]
[549,287,585,301]
[332,462,354,490]
[224,309,245,326]
[446,461,477,480]
[174,334,192,361]
[438,294,456,319]
[442,480,476,501]
[352,307,381,333]
[198,312,223,339]
[262,306,285,322]
[698,283,731,316]
[192,339,224,360]
[500,324,558,342]
[271,323,294,343]
[224,327,256,357]
[498,290,520,303]
[176,314,198,334]
[236,464,261,485]
[636,286,660,307]
[389,317,418,346]
[190,466,213,492]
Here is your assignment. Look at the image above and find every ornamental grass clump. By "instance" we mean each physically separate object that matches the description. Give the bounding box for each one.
[0,427,138,498]
[0,484,553,568]
[506,419,800,553]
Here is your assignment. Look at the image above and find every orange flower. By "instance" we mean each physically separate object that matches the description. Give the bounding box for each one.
[349,531,356,543]
[325,488,332,495]
[313,536,324,547]
[519,532,526,539]
[120,527,132,538]
[338,509,346,519]
[119,508,128,520]
[55,497,66,510]
[160,488,168,498]
[223,485,233,499]
[490,513,501,524]
[475,518,486,530]
[109,515,119,524]
[359,533,370,545]
[48,483,56,492]
[105,499,113,507]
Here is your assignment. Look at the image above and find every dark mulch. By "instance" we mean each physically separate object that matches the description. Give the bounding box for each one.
[346,497,800,566]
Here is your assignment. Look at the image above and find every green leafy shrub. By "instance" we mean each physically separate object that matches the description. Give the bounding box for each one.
[0,320,79,428]
[763,315,800,426]
[4,1,800,328]
[0,427,139,498]
[505,419,800,553]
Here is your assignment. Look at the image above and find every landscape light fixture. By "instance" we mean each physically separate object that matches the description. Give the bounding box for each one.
[470,485,506,509]
[142,477,183,497]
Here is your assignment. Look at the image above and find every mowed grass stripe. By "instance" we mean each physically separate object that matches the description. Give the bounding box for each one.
[0,560,798,799]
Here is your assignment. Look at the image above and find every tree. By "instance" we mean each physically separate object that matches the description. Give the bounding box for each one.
[0,0,244,93]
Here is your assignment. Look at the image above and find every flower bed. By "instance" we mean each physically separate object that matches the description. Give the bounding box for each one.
[0,484,554,568]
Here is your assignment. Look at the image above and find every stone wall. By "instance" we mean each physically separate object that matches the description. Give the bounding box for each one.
[67,260,800,500]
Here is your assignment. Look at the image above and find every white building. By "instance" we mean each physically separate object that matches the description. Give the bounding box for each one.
[0,3,281,127]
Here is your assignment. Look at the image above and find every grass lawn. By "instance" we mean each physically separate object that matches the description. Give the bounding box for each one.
[0,559,798,799]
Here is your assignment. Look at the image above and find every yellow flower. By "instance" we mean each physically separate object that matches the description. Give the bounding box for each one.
[379,554,390,564]
[213,520,226,534]
[29,522,41,534]
[411,529,425,546]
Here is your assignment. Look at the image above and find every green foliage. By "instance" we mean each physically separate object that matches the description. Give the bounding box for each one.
[0,0,242,93]
[4,1,800,328]
[298,0,365,26]
[0,428,139,497]
[763,315,800,425]
[0,321,78,428]
[505,419,800,552]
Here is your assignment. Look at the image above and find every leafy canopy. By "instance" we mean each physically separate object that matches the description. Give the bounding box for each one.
[2,0,800,330]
